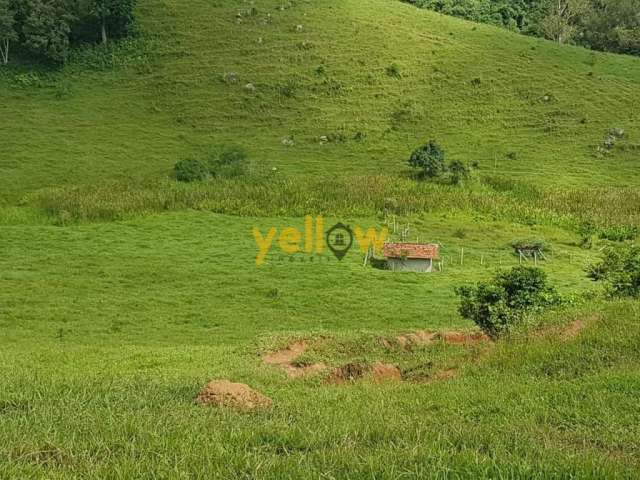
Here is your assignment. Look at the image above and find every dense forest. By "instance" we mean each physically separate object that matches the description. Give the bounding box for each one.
[404,0,640,55]
[0,0,135,64]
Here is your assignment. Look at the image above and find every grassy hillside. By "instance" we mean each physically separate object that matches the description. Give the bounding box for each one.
[1,0,640,203]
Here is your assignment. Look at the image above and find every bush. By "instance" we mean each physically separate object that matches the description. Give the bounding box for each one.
[208,147,250,178]
[174,158,210,182]
[455,266,560,338]
[408,141,470,184]
[175,147,250,182]
[577,221,596,248]
[408,140,445,179]
[597,224,638,242]
[587,245,640,298]
[385,63,402,78]
[448,160,469,185]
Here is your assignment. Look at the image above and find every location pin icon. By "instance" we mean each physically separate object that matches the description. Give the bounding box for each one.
[326,222,354,261]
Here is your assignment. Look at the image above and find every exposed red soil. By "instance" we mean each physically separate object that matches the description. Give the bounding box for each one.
[436,331,490,344]
[371,362,402,382]
[263,340,326,378]
[326,361,456,385]
[324,363,369,384]
[283,362,327,378]
[534,316,595,340]
[427,368,458,382]
[195,380,272,410]
[392,329,490,350]
[560,319,586,339]
[395,330,438,349]
[263,341,307,365]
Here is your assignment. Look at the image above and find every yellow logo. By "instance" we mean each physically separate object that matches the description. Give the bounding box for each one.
[253,216,387,265]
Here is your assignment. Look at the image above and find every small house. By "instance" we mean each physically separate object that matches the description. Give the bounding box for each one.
[383,243,439,273]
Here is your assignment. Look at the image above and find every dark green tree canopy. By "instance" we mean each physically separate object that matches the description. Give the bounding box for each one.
[409,140,446,179]
[1,0,135,64]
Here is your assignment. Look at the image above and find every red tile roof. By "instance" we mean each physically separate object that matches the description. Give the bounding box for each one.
[383,243,439,260]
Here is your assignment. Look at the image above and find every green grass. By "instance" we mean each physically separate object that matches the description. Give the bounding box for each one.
[1,0,640,204]
[1,212,639,478]
[0,211,596,344]
[2,0,640,477]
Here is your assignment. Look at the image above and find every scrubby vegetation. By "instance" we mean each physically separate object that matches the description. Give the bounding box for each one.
[18,174,640,229]
[588,244,640,298]
[174,147,250,182]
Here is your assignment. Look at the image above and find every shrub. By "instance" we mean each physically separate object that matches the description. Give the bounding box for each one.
[174,158,210,182]
[455,266,560,338]
[447,160,469,185]
[208,147,250,178]
[408,140,445,179]
[597,224,638,242]
[385,63,401,78]
[175,147,250,182]
[577,221,596,249]
[587,245,640,298]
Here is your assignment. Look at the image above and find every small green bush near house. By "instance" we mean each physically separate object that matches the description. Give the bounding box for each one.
[455,266,561,338]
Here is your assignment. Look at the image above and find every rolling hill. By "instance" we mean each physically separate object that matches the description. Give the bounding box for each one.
[1,0,640,204]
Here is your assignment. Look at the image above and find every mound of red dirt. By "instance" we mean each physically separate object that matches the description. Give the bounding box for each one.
[195,380,272,410]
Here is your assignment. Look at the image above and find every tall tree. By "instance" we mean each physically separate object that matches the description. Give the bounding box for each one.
[91,0,109,43]
[0,0,17,64]
[22,0,74,63]
[86,0,134,44]
[582,0,640,54]
[540,0,590,43]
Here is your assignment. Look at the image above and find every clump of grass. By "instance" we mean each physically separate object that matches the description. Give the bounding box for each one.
[385,63,402,78]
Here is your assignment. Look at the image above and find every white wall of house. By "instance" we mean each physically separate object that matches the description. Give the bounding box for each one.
[387,258,433,272]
